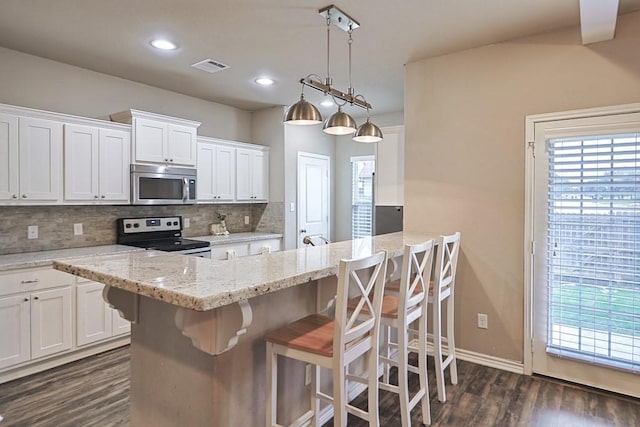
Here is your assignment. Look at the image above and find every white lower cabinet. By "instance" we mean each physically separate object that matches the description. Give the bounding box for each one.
[0,267,130,382]
[0,286,72,369]
[76,279,131,346]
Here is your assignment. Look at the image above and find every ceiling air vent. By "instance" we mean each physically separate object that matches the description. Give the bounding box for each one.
[191,59,230,74]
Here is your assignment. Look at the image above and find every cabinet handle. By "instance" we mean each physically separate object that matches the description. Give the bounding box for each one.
[101,195,106,199]
[164,158,169,162]
[34,296,39,300]
[21,279,39,284]
[12,194,18,199]
[22,194,27,198]
[24,297,29,302]
[94,195,99,199]
[170,158,174,162]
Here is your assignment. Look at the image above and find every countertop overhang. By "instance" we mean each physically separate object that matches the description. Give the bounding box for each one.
[53,232,438,311]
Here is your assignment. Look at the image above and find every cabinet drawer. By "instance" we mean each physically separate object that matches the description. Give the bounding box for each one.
[249,239,281,254]
[210,244,249,260]
[0,268,73,297]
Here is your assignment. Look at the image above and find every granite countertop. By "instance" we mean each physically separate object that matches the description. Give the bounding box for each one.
[0,245,145,272]
[192,232,283,246]
[53,232,437,312]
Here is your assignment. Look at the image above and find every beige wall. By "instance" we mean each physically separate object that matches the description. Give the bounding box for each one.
[404,11,640,362]
[0,46,252,140]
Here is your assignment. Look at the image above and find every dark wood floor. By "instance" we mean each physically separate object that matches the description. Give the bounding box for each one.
[1,346,639,426]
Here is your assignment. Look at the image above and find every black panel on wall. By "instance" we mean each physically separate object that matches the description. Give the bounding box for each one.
[374,206,403,235]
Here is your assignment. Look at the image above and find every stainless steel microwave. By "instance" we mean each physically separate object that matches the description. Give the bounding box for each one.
[130,164,197,205]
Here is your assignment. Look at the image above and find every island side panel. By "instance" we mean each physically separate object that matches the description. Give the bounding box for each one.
[128,282,319,426]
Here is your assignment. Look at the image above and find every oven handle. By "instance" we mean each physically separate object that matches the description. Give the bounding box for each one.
[183,177,189,203]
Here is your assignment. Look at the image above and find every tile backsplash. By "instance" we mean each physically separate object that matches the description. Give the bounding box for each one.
[0,203,282,255]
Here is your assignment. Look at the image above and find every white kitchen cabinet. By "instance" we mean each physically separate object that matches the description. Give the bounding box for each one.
[30,287,72,359]
[197,139,236,202]
[236,147,269,202]
[0,294,30,369]
[0,115,63,203]
[76,281,112,346]
[0,113,19,201]
[64,124,130,203]
[209,238,282,260]
[111,110,200,167]
[111,308,131,336]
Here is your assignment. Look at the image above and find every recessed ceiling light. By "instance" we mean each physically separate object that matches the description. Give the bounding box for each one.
[150,39,178,50]
[320,100,335,107]
[255,77,275,86]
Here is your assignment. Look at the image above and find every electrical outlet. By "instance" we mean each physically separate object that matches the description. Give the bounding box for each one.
[184,218,190,228]
[305,364,312,385]
[27,225,38,239]
[244,215,250,225]
[477,313,488,329]
[74,223,83,236]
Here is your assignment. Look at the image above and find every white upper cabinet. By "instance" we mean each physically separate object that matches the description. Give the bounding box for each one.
[236,147,269,202]
[375,125,404,206]
[197,138,236,202]
[1,113,65,204]
[0,113,19,201]
[64,124,130,203]
[111,110,200,167]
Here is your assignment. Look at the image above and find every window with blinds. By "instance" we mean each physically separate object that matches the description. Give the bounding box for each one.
[546,132,640,372]
[351,157,375,239]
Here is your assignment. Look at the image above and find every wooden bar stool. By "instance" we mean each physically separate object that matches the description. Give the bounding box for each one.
[264,251,388,427]
[365,240,435,427]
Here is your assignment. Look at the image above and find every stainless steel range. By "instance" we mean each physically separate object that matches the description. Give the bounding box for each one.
[117,216,211,258]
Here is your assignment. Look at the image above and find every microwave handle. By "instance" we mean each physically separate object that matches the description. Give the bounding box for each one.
[183,177,189,202]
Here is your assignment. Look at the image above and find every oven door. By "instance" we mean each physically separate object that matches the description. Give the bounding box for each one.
[178,247,212,258]
[131,169,196,205]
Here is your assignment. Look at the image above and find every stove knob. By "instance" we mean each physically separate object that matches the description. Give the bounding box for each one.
[133,223,140,228]
[125,223,132,229]
[173,221,179,226]
[167,221,172,226]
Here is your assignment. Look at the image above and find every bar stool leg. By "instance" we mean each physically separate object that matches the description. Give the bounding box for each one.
[266,342,278,426]
[397,323,410,427]
[433,298,447,402]
[333,364,347,427]
[447,294,458,385]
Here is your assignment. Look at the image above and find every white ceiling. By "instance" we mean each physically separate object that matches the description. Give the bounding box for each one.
[1,0,639,116]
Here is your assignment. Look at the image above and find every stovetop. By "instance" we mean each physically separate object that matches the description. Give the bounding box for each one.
[116,216,209,252]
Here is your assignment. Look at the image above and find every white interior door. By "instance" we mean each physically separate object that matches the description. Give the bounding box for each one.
[297,152,329,248]
[529,108,640,397]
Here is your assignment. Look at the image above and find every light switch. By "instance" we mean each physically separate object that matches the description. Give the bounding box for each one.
[74,223,83,235]
[184,218,190,228]
[28,225,38,239]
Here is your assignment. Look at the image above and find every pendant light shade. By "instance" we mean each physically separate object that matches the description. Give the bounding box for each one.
[323,107,357,135]
[284,94,322,125]
[353,118,383,143]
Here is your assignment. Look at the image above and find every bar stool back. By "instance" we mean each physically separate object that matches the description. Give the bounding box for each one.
[264,251,387,427]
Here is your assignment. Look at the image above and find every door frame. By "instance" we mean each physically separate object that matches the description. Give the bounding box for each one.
[297,151,331,248]
[523,102,640,375]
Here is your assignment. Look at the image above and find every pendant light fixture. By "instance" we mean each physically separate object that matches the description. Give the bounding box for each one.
[283,5,383,143]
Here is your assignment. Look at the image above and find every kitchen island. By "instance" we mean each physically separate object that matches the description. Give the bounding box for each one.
[53,231,437,426]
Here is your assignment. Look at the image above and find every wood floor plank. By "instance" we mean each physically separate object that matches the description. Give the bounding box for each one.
[1,346,639,427]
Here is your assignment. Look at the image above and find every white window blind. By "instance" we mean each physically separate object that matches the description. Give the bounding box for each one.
[546,131,640,372]
[351,157,374,239]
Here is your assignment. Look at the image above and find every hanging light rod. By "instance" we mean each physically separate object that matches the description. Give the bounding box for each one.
[284,4,383,142]
[298,77,372,110]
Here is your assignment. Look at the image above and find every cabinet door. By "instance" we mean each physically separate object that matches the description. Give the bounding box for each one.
[215,145,236,201]
[111,308,131,336]
[167,123,197,166]
[134,117,167,164]
[235,148,252,201]
[64,124,99,201]
[251,150,269,201]
[19,117,62,201]
[76,282,112,346]
[30,287,72,359]
[0,113,19,201]
[197,142,216,201]
[0,294,30,369]
[99,129,130,202]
